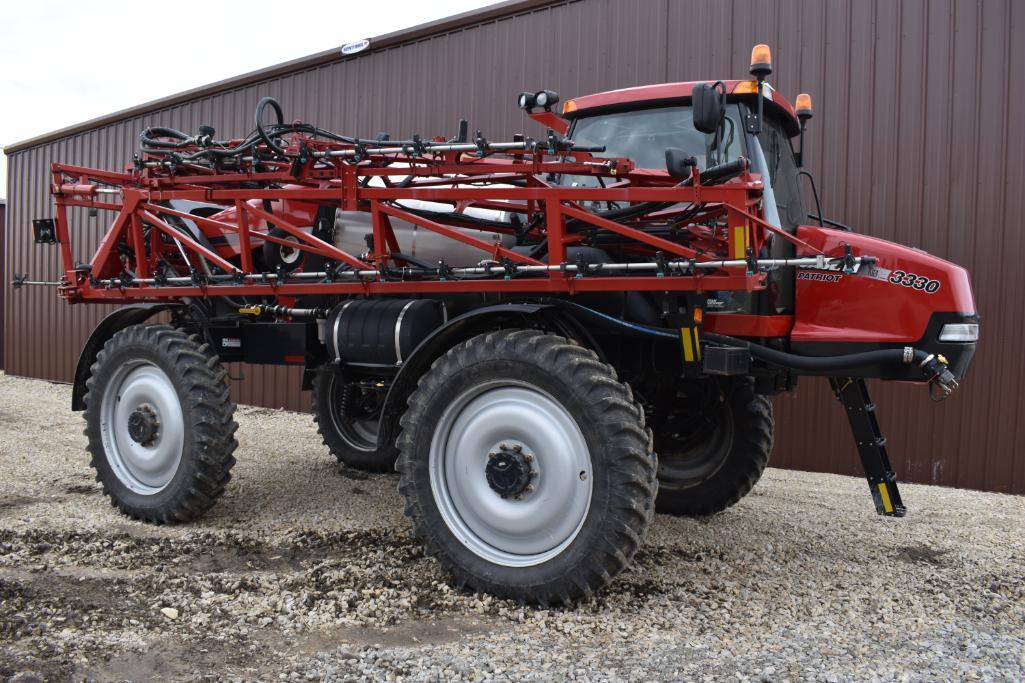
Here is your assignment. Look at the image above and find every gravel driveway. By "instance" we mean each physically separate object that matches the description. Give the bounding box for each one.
[0,371,1022,681]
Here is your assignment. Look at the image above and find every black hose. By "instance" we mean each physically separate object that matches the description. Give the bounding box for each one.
[389,252,435,269]
[702,332,927,372]
[139,127,192,149]
[255,97,285,155]
[539,302,930,374]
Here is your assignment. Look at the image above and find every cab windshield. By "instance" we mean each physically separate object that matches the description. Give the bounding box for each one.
[566,104,806,232]
[569,105,743,174]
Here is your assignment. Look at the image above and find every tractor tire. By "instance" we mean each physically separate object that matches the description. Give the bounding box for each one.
[312,370,397,473]
[396,330,657,605]
[262,227,306,273]
[83,324,238,524]
[654,378,773,517]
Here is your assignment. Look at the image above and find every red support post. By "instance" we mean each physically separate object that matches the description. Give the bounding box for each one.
[236,200,254,274]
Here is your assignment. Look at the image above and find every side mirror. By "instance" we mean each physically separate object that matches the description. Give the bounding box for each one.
[665,148,697,180]
[692,83,725,134]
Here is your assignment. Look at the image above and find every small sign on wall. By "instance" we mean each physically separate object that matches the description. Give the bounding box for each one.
[340,39,371,56]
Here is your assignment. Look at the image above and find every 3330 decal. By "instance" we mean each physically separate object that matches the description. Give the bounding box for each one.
[887,269,941,293]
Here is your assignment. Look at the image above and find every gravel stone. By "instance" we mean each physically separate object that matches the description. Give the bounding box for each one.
[0,371,1022,681]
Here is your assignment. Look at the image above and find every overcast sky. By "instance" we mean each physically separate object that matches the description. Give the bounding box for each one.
[0,0,503,197]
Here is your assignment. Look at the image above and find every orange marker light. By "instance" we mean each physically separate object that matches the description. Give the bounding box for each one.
[795,93,813,120]
[562,99,578,115]
[750,44,772,77]
[693,308,703,324]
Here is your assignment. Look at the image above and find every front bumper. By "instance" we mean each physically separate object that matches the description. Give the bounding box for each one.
[788,311,979,381]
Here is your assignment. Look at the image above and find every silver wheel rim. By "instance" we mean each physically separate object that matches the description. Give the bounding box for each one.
[429,380,593,567]
[100,361,185,495]
[279,236,302,265]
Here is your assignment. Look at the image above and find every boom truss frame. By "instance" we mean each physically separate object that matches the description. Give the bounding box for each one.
[47,125,826,306]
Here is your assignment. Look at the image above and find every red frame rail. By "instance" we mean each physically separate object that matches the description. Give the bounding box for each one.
[47,129,820,305]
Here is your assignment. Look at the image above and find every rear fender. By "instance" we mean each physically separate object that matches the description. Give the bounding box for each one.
[375,303,599,454]
[71,304,182,410]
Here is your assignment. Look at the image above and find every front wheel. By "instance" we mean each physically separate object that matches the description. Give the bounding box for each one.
[653,378,773,516]
[397,330,656,605]
[84,324,238,523]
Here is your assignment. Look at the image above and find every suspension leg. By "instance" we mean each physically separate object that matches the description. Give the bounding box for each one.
[830,377,906,517]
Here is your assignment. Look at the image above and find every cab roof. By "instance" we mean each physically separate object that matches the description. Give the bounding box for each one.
[562,80,801,137]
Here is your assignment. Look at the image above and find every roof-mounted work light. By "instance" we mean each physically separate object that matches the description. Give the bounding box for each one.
[534,90,559,110]
[517,90,560,112]
[517,92,537,111]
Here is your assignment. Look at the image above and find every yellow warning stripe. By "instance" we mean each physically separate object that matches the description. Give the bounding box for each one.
[877,482,894,514]
[680,327,702,363]
[680,328,694,362]
[733,225,747,259]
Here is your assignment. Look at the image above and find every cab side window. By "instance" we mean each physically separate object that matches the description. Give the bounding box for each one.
[762,118,806,231]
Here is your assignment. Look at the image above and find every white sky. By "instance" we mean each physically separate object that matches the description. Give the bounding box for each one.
[0,0,504,197]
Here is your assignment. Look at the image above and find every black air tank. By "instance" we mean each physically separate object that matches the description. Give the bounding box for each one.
[326,299,444,365]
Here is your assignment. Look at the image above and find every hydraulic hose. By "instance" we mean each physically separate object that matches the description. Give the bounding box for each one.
[701,332,926,372]
[538,302,956,392]
[702,332,958,396]
[255,96,285,155]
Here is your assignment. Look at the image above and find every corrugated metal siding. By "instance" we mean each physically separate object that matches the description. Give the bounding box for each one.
[3,0,1020,492]
[0,202,5,370]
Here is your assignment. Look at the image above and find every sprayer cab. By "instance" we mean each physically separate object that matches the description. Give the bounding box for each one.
[555,54,978,395]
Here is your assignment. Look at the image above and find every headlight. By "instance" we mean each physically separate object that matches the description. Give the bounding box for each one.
[534,90,559,109]
[938,323,979,342]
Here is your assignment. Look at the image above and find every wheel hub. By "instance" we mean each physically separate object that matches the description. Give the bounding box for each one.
[127,404,160,446]
[485,443,535,499]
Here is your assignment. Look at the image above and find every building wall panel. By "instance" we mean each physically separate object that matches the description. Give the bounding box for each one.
[0,201,5,370]
[3,0,1019,491]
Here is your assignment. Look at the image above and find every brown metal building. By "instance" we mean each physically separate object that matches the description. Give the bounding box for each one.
[0,199,5,370]
[3,0,1021,493]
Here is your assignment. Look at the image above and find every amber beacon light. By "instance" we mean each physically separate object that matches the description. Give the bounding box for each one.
[795,92,814,120]
[749,44,772,78]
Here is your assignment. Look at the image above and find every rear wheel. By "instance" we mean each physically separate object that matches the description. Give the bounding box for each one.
[312,370,396,472]
[262,227,305,273]
[397,330,656,604]
[84,324,238,523]
[654,378,773,516]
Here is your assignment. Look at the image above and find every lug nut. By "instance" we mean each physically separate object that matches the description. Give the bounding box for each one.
[512,444,522,453]
[525,484,535,493]
[488,452,497,459]
[524,453,534,461]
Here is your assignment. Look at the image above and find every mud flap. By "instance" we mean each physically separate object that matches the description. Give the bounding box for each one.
[830,377,906,517]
